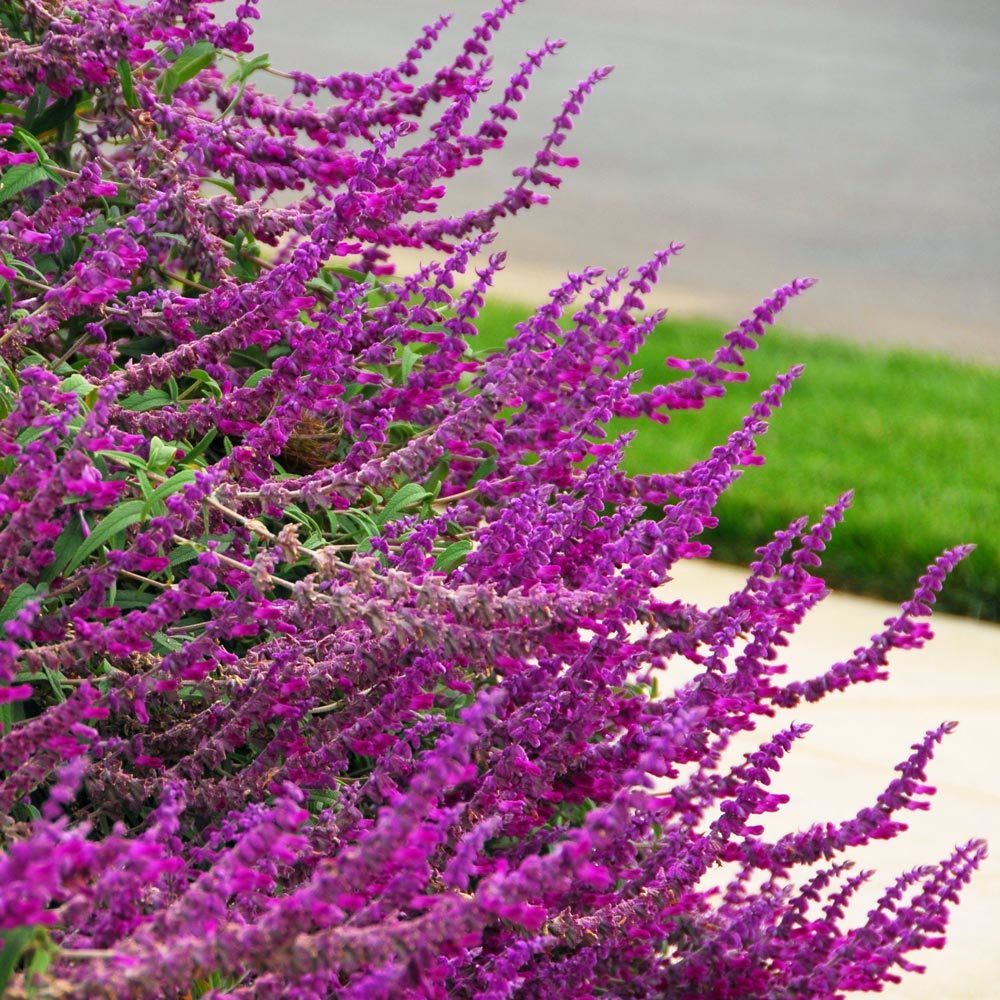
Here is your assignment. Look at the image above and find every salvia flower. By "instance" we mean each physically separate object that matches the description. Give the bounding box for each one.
[0,2,982,997]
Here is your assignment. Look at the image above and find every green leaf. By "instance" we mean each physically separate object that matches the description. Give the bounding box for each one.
[24,926,55,990]
[28,92,81,139]
[399,344,420,381]
[285,503,321,533]
[10,126,47,159]
[377,483,431,526]
[0,926,39,996]
[15,423,50,448]
[304,276,334,297]
[95,449,148,472]
[180,427,217,465]
[137,468,154,507]
[1,701,13,737]
[168,546,200,571]
[110,590,158,609]
[202,176,237,196]
[66,500,146,573]
[216,53,271,121]
[151,631,183,654]
[185,369,222,400]
[434,540,473,573]
[119,388,171,412]
[225,53,271,87]
[114,334,164,361]
[0,272,11,320]
[40,515,85,583]
[0,163,50,204]
[242,368,271,390]
[468,456,497,487]
[150,468,196,503]
[117,58,138,108]
[42,666,66,704]
[22,84,49,132]
[157,41,217,99]
[8,259,47,283]
[0,584,43,626]
[230,254,259,282]
[58,372,94,398]
[228,346,268,369]
[423,457,450,500]
[331,265,370,284]
[148,435,178,473]
[340,509,380,548]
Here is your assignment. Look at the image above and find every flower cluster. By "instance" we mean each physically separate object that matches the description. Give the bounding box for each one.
[0,2,983,997]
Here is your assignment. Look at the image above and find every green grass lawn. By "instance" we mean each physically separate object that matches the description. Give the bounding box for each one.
[474,301,1000,620]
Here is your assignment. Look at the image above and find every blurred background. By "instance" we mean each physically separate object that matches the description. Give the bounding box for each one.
[238,0,999,361]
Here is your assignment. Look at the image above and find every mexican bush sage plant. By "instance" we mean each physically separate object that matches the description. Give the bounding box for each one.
[0,1,984,996]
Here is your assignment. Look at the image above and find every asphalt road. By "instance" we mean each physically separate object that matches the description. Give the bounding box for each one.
[234,2,1000,362]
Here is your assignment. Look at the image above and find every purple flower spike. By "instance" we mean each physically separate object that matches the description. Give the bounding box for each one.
[0,2,981,997]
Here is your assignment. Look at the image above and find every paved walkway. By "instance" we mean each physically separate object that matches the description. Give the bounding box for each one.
[240,1,1000,362]
[663,560,1000,999]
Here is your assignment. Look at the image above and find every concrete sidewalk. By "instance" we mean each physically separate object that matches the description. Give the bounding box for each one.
[661,560,999,999]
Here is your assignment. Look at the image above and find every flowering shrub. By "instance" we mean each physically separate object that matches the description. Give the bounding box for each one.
[0,1,985,997]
